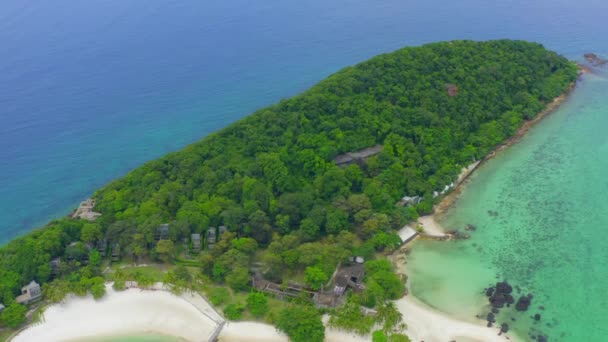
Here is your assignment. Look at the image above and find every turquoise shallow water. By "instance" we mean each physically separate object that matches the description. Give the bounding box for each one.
[407,71,608,341]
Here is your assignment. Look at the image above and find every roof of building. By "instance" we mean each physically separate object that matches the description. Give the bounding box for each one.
[334,145,383,165]
[23,280,40,291]
[335,264,365,289]
[397,226,418,244]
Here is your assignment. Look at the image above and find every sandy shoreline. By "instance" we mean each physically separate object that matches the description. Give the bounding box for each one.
[434,80,576,216]
[389,82,579,341]
[10,282,518,342]
[13,285,220,342]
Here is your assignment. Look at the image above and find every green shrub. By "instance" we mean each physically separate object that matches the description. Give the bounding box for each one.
[246,292,269,318]
[224,303,245,320]
[209,287,230,306]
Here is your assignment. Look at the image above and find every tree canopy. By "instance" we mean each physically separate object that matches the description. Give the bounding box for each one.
[0,40,577,322]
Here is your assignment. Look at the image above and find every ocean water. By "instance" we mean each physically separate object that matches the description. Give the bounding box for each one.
[2,1,608,341]
[407,70,608,341]
[2,0,607,243]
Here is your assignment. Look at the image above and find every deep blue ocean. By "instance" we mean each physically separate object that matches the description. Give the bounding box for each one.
[1,0,606,246]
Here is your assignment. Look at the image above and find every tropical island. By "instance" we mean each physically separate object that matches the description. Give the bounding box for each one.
[0,40,578,342]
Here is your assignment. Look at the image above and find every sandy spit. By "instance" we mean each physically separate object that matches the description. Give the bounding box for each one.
[12,285,219,342]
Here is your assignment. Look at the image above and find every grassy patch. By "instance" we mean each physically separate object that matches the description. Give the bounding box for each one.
[0,329,16,341]
[110,265,169,283]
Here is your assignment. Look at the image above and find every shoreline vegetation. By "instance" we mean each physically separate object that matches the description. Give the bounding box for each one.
[0,40,579,342]
[431,78,578,218]
[386,73,581,342]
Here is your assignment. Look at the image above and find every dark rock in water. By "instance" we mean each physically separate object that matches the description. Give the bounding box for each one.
[465,224,476,231]
[487,281,522,309]
[537,335,548,342]
[511,317,516,321]
[534,313,541,321]
[539,305,545,310]
[492,307,499,314]
[487,312,496,323]
[487,321,493,327]
[584,53,608,66]
[515,294,533,311]
[496,281,513,294]
[501,323,509,333]
[490,293,506,308]
[449,230,470,240]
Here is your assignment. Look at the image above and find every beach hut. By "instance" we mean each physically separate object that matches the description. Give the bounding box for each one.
[16,281,42,305]
[207,227,217,250]
[397,225,418,244]
[191,233,201,253]
[155,224,170,240]
[50,257,61,276]
[218,225,228,238]
[400,195,422,206]
[111,243,121,262]
[333,264,365,296]
[97,239,108,257]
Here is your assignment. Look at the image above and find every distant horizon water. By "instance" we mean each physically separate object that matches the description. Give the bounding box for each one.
[2,0,606,243]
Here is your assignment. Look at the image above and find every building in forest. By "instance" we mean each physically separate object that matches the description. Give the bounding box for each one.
[155,224,170,240]
[71,198,101,221]
[111,243,121,262]
[334,145,383,167]
[16,281,42,305]
[207,227,217,249]
[191,233,201,253]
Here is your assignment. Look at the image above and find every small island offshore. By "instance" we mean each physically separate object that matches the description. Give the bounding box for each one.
[0,40,578,342]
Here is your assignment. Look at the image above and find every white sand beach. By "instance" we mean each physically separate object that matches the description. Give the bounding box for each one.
[417,215,447,237]
[13,285,220,342]
[219,319,370,342]
[396,294,518,342]
[10,281,520,342]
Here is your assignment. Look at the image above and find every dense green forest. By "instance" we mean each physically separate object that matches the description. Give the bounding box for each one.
[0,40,577,336]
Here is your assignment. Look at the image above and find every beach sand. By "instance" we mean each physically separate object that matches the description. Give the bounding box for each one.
[9,269,521,342]
[220,296,519,342]
[218,319,370,342]
[13,285,220,342]
[417,215,447,237]
[395,294,516,342]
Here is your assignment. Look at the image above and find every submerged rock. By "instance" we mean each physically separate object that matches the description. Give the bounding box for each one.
[515,294,533,311]
[501,323,510,333]
[534,313,542,321]
[465,224,477,231]
[487,312,496,325]
[584,53,608,66]
[496,281,513,294]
